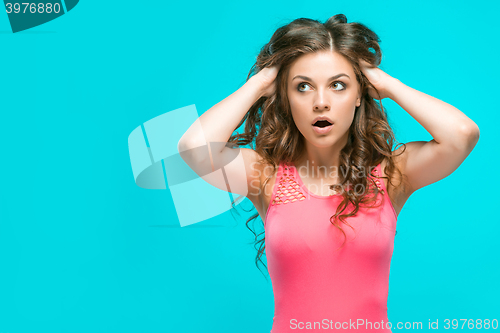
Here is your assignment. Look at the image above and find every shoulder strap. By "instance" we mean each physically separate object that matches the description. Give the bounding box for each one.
[268,161,285,206]
[374,163,386,194]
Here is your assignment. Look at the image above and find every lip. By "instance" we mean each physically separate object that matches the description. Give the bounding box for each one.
[311,116,334,126]
[312,124,334,134]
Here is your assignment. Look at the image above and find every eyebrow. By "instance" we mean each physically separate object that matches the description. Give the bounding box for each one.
[292,74,350,82]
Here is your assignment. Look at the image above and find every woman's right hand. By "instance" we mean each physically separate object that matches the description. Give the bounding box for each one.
[252,65,281,98]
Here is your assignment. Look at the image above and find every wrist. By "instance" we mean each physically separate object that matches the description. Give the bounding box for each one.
[246,76,265,99]
[384,77,403,101]
[244,76,266,101]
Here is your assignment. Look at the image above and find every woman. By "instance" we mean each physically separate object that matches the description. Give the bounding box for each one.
[178,14,479,332]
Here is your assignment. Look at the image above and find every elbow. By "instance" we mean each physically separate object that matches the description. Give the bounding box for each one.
[177,138,210,166]
[177,138,188,153]
[178,137,201,153]
[177,138,196,162]
[457,121,480,151]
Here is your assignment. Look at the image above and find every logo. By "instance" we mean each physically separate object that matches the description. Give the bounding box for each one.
[128,105,247,227]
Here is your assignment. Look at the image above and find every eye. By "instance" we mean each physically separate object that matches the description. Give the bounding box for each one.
[297,81,346,92]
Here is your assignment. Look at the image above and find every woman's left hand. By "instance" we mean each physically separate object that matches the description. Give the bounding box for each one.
[359,59,395,100]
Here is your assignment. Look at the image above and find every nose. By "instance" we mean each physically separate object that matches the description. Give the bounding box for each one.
[313,89,330,111]
[313,99,330,111]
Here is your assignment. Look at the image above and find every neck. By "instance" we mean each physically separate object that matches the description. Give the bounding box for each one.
[294,137,348,180]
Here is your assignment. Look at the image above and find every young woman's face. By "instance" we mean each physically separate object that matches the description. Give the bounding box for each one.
[287,51,361,148]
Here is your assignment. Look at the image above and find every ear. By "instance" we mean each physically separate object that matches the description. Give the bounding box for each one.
[356,84,362,107]
[356,98,365,112]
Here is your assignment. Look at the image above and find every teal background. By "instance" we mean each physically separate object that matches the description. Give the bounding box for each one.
[0,0,498,332]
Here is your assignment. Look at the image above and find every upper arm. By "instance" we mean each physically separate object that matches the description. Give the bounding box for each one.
[177,141,265,200]
[395,127,479,194]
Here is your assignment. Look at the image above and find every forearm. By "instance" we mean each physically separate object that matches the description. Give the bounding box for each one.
[386,78,480,147]
[179,77,263,154]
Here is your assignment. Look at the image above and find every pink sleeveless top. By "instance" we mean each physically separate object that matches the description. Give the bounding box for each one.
[264,161,397,332]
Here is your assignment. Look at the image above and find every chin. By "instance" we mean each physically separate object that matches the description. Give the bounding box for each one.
[306,135,338,147]
[302,127,349,147]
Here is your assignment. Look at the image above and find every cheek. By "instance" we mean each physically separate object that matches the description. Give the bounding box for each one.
[290,109,305,130]
[288,93,300,110]
[336,109,356,128]
[337,92,356,106]
[288,96,306,123]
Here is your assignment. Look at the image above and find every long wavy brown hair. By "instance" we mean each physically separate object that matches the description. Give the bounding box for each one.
[227,14,410,278]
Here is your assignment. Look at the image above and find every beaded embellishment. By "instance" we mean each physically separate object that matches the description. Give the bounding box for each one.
[271,164,307,206]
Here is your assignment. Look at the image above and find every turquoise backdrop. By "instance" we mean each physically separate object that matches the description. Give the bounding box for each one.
[0,0,498,332]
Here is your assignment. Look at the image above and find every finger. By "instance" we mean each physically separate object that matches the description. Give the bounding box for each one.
[359,59,375,70]
[359,59,369,67]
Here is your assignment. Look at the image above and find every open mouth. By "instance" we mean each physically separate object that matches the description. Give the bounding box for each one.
[313,120,333,128]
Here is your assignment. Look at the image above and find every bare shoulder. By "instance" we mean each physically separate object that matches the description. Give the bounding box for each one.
[239,148,275,198]
[380,144,416,217]
[384,143,414,192]
[387,141,428,194]
[239,148,278,218]
[380,138,468,217]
